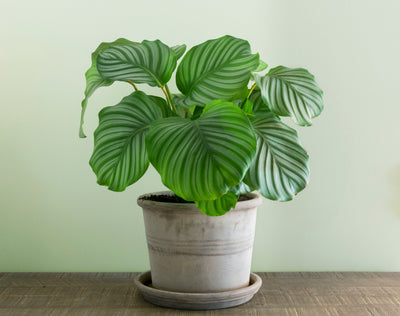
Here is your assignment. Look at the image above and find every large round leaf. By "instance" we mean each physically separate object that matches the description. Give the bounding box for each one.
[90,91,163,191]
[195,192,238,216]
[176,35,259,107]
[254,66,323,126]
[80,38,136,138]
[146,100,257,201]
[244,92,309,201]
[96,40,177,87]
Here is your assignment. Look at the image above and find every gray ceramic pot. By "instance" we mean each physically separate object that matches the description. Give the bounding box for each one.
[137,191,262,293]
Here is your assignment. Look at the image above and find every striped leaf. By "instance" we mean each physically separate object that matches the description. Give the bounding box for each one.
[89,91,163,192]
[148,95,175,118]
[195,192,239,216]
[146,100,257,201]
[80,38,136,138]
[244,93,309,201]
[171,44,186,60]
[230,182,253,195]
[251,89,270,114]
[254,66,323,126]
[97,40,177,87]
[176,35,259,107]
[254,59,268,72]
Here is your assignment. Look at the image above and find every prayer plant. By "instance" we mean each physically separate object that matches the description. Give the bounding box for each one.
[79,35,323,216]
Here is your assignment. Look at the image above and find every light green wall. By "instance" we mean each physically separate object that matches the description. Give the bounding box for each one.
[1,0,400,272]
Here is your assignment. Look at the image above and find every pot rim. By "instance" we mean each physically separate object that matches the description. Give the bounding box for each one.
[137,190,262,211]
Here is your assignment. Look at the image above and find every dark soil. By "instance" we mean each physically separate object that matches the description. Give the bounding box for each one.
[238,194,253,202]
[142,193,253,203]
[142,194,194,203]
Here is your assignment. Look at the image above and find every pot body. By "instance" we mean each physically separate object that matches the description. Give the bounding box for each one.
[137,191,261,293]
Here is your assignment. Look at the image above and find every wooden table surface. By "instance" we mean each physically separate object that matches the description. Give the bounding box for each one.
[1,272,400,315]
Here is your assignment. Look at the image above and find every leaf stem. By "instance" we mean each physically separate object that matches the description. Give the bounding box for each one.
[165,84,177,114]
[240,83,257,109]
[161,86,171,107]
[126,80,138,91]
[161,85,177,114]
[246,83,257,99]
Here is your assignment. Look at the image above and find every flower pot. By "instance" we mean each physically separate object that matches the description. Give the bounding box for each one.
[136,191,262,309]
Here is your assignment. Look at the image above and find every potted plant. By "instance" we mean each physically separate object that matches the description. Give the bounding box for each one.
[79,35,323,310]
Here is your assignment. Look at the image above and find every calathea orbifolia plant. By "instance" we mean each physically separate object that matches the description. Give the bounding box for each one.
[79,35,323,216]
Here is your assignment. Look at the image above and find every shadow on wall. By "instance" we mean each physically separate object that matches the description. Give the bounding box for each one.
[388,165,400,219]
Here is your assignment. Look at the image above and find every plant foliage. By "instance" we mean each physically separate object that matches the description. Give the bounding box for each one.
[80,35,324,216]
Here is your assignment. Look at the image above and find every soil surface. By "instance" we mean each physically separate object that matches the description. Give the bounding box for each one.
[142,193,253,203]
[142,194,194,203]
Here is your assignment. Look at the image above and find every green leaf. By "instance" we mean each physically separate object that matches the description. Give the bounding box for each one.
[171,94,189,117]
[232,86,251,107]
[195,192,239,216]
[230,182,253,195]
[148,95,175,117]
[244,96,309,201]
[250,90,270,113]
[254,59,268,72]
[146,100,257,201]
[97,40,177,87]
[191,106,203,120]
[171,44,186,60]
[176,35,260,107]
[79,38,136,138]
[242,99,254,116]
[254,66,323,126]
[89,91,163,192]
[80,67,113,138]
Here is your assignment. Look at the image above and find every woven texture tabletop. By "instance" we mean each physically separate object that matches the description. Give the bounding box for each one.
[1,272,400,315]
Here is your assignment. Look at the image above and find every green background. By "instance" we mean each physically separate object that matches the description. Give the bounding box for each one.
[1,0,400,272]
